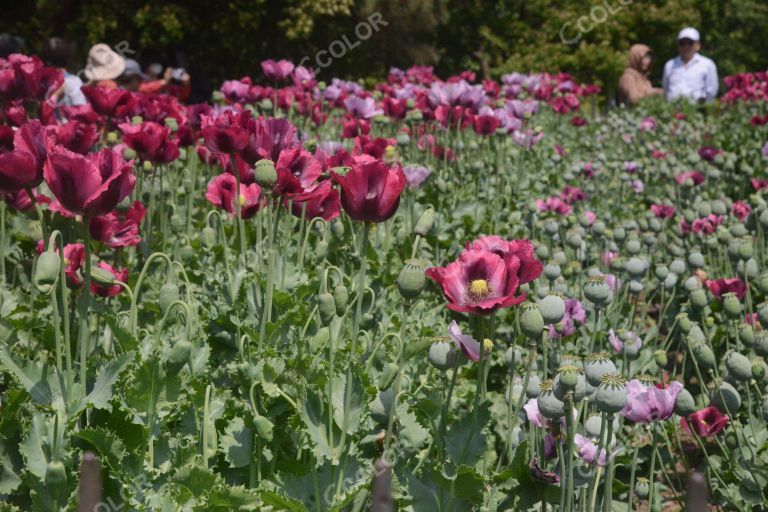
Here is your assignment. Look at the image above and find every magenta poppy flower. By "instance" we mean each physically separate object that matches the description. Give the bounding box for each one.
[651,149,666,159]
[751,178,768,191]
[119,121,180,164]
[91,262,129,297]
[276,147,323,192]
[36,241,85,286]
[681,406,729,437]
[472,114,501,135]
[581,211,596,226]
[675,171,705,186]
[698,146,721,162]
[639,116,657,131]
[341,116,370,138]
[447,320,481,362]
[261,59,295,82]
[206,173,263,219]
[242,117,299,164]
[220,79,252,103]
[426,248,533,315]
[330,160,406,223]
[535,196,572,216]
[81,86,135,118]
[574,434,606,466]
[731,201,751,222]
[292,66,316,90]
[560,186,587,205]
[89,200,146,248]
[2,189,48,211]
[570,116,588,127]
[0,120,48,192]
[52,121,99,155]
[706,278,746,300]
[464,236,543,285]
[201,111,249,156]
[382,97,408,120]
[289,180,340,221]
[43,146,136,217]
[651,204,675,219]
[621,380,682,423]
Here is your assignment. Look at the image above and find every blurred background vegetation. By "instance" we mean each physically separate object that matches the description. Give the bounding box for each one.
[2,0,767,98]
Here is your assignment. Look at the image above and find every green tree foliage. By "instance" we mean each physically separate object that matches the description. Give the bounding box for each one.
[1,0,766,90]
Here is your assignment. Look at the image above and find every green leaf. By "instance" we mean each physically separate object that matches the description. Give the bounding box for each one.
[396,403,428,452]
[0,444,21,494]
[172,463,220,498]
[77,351,135,414]
[19,415,52,480]
[219,416,252,468]
[75,428,126,472]
[0,346,59,405]
[445,402,490,467]
[205,485,261,511]
[102,314,139,352]
[299,390,339,463]
[260,490,308,512]
[331,371,366,435]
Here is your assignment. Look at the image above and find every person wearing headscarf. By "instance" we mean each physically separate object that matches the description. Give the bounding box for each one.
[618,44,663,106]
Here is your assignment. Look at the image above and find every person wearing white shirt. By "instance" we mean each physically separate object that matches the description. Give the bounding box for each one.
[662,27,719,103]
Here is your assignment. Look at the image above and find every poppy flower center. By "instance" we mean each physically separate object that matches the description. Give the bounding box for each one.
[468,279,492,301]
[238,194,247,206]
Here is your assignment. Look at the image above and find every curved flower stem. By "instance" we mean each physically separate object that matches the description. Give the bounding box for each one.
[383,305,407,459]
[79,219,92,398]
[25,187,47,241]
[129,252,173,336]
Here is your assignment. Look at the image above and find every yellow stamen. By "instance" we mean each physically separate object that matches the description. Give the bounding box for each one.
[468,279,491,301]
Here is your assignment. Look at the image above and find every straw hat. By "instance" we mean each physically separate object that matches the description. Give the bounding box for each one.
[84,43,125,81]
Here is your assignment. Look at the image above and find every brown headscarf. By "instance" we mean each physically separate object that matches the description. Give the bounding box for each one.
[618,44,661,105]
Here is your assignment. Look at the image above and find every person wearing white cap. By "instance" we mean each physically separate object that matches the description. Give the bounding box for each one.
[84,43,126,88]
[662,27,718,103]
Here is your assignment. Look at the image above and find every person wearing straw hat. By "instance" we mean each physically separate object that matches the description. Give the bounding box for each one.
[84,43,126,89]
[662,27,718,103]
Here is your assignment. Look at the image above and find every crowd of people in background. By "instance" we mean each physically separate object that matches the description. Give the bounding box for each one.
[0,34,208,106]
[619,26,719,106]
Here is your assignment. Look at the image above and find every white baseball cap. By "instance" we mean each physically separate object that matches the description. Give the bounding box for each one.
[678,27,700,41]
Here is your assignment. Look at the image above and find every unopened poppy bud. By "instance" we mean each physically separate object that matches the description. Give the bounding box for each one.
[612,227,626,242]
[539,293,565,325]
[688,252,705,269]
[397,259,425,300]
[584,277,610,306]
[635,478,650,499]
[676,313,692,334]
[711,381,741,415]
[436,177,447,193]
[158,282,180,314]
[316,240,328,258]
[44,460,67,487]
[254,159,277,188]
[405,109,423,121]
[142,160,152,172]
[626,239,641,255]
[654,265,668,280]
[33,251,60,294]
[167,340,192,367]
[520,303,545,339]
[625,257,646,278]
[595,373,628,413]
[396,133,410,146]
[544,263,561,280]
[131,115,143,124]
[333,285,348,316]
[201,226,216,248]
[106,131,118,144]
[674,388,697,416]
[725,351,752,382]
[738,324,754,345]
[90,265,117,286]
[754,331,768,357]
[331,220,345,239]
[692,341,716,369]
[429,341,456,371]
[722,292,742,318]
[253,414,274,441]
[123,147,137,160]
[414,208,434,236]
[370,389,394,424]
[690,288,708,309]
[318,292,336,325]
[654,350,668,368]
[526,374,542,398]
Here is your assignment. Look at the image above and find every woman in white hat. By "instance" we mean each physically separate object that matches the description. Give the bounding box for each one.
[84,43,125,89]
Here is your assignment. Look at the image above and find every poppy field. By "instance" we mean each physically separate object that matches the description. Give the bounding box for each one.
[2,55,768,511]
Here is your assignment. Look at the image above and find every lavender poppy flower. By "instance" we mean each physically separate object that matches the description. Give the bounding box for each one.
[549,298,586,339]
[343,96,383,119]
[574,434,607,466]
[620,380,682,423]
[447,320,481,362]
[608,329,642,353]
[632,179,644,193]
[402,165,432,188]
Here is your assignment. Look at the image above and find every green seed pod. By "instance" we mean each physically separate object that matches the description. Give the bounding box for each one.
[758,274,768,294]
[544,263,561,280]
[722,292,742,318]
[520,303,545,339]
[593,221,606,235]
[253,414,274,441]
[397,259,425,300]
[158,282,180,314]
[613,227,626,243]
[674,388,697,416]
[254,159,277,188]
[370,389,394,424]
[535,244,550,260]
[628,280,644,295]
[526,374,542,398]
[625,239,641,255]
[317,292,336,325]
[752,361,765,381]
[676,313,692,334]
[711,381,741,415]
[585,352,617,387]
[142,160,152,172]
[379,362,399,389]
[654,350,668,368]
[428,341,456,371]
[758,303,768,329]
[33,251,61,294]
[539,293,566,325]
[106,131,119,144]
[654,265,669,280]
[45,460,67,487]
[738,324,755,345]
[396,133,410,145]
[414,208,435,236]
[585,415,603,437]
[584,277,610,306]
[331,220,345,239]
[625,257,646,278]
[635,478,650,499]
[684,276,702,291]
[690,288,708,309]
[537,381,566,419]
[687,252,705,269]
[201,226,216,248]
[664,273,678,290]
[594,374,628,413]
[754,331,768,357]
[553,366,586,401]
[669,259,686,275]
[333,285,348,316]
[738,241,754,260]
[725,352,752,382]
[504,345,525,369]
[762,396,768,422]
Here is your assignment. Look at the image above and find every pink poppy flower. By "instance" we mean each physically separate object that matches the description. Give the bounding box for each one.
[675,171,705,186]
[731,201,751,222]
[447,320,481,362]
[651,204,675,219]
[261,59,295,82]
[681,406,728,437]
[706,278,746,300]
